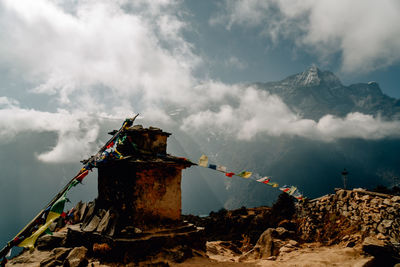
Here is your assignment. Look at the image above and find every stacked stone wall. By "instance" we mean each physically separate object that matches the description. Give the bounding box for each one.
[298,189,400,244]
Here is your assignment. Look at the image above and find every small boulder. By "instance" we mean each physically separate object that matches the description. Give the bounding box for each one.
[376,233,388,240]
[83,215,100,232]
[361,195,371,201]
[65,246,88,267]
[288,240,298,247]
[51,247,71,261]
[362,236,394,256]
[37,232,66,250]
[279,246,295,253]
[381,220,393,228]
[377,223,386,234]
[391,196,400,203]
[239,227,294,261]
[96,210,110,233]
[383,199,392,206]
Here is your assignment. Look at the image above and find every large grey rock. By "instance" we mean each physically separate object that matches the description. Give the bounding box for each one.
[39,247,71,267]
[73,201,83,220]
[381,220,393,228]
[65,246,88,267]
[96,210,110,233]
[51,247,71,261]
[82,201,95,226]
[72,201,87,223]
[83,215,100,232]
[78,202,87,222]
[377,223,387,234]
[239,227,294,261]
[362,236,394,256]
[37,231,66,250]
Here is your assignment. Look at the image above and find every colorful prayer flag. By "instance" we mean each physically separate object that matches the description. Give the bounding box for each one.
[256,177,271,184]
[75,170,89,182]
[208,164,217,170]
[225,172,234,178]
[106,141,114,149]
[238,171,252,178]
[216,165,227,172]
[293,191,303,200]
[267,182,279,187]
[67,179,80,191]
[279,185,290,192]
[198,155,208,167]
[18,195,67,249]
[288,186,297,195]
[294,194,304,200]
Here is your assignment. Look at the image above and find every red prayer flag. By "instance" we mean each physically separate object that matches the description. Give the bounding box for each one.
[76,170,89,182]
[106,141,114,149]
[262,179,270,184]
[225,172,235,178]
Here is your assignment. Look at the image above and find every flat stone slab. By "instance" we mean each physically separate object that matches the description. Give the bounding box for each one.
[66,222,205,262]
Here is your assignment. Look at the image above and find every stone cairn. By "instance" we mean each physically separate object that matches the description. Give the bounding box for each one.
[298,188,400,245]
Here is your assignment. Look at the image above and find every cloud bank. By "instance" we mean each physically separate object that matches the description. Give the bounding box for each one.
[0,0,400,163]
[0,97,99,162]
[182,87,400,141]
[211,0,400,73]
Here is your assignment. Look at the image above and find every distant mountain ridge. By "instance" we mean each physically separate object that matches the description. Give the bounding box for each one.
[195,66,400,210]
[254,66,400,120]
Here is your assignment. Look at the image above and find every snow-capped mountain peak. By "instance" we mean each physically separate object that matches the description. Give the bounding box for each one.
[291,66,342,88]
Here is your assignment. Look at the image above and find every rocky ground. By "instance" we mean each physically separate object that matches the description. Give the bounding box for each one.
[6,231,388,266]
[7,189,400,266]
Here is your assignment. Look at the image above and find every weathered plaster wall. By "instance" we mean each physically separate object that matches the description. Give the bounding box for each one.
[97,160,184,227]
[133,165,182,222]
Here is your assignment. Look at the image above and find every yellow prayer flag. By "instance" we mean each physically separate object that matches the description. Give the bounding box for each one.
[19,196,67,249]
[268,182,279,187]
[18,212,60,249]
[198,154,208,167]
[238,171,252,178]
[288,186,297,195]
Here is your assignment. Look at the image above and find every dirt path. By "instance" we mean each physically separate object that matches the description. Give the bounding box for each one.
[174,242,374,267]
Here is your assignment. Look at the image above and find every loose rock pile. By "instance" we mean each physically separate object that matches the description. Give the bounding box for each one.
[298,189,400,244]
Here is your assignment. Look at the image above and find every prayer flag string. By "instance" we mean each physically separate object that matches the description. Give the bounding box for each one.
[196,154,305,201]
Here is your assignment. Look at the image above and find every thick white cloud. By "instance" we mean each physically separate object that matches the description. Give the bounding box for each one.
[182,86,400,141]
[0,0,197,162]
[0,0,198,109]
[0,99,99,162]
[212,0,400,73]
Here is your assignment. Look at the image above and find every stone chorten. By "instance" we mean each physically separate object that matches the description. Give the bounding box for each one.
[96,125,193,230]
